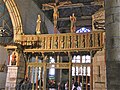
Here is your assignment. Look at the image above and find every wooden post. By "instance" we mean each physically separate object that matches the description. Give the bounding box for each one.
[68,52,72,90]
[85,55,88,90]
[90,51,93,90]
[77,55,81,86]
[32,67,35,90]
[43,54,47,90]
[82,65,84,90]
[60,56,62,84]
[86,67,88,90]
[36,56,38,90]
[39,64,43,90]
[57,54,60,82]
[25,57,28,79]
[74,56,76,82]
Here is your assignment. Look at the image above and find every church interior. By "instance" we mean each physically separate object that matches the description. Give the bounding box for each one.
[0,0,119,90]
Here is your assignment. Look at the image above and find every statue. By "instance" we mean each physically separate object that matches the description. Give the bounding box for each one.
[36,15,41,35]
[10,51,19,66]
[43,2,71,33]
[70,13,76,33]
[11,52,16,65]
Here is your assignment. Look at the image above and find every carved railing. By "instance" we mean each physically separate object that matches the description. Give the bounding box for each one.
[15,31,104,52]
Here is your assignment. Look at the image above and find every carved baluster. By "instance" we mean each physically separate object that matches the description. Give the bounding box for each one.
[68,35,71,48]
[71,35,73,48]
[47,36,51,49]
[85,34,88,48]
[95,32,99,47]
[64,35,67,49]
[97,33,100,47]
[58,35,60,49]
[60,35,64,49]
[90,34,93,47]
[80,34,83,48]
[50,36,52,49]
[83,35,85,48]
[100,32,104,47]
[92,33,95,47]
[78,34,81,48]
[45,36,47,49]
[65,35,68,48]
[87,33,90,48]
[75,35,78,48]
[36,37,39,48]
[39,37,42,48]
[81,34,85,48]
[32,37,35,48]
[59,35,61,49]
[41,37,45,49]
[51,36,54,49]
[54,36,58,49]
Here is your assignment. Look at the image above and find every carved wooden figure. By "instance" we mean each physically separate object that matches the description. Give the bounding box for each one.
[70,13,76,33]
[11,51,19,66]
[43,2,70,33]
[36,15,41,34]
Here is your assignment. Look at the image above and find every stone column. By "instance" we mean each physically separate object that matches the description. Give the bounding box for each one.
[105,0,120,89]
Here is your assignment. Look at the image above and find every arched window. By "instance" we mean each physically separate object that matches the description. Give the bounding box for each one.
[76,27,91,33]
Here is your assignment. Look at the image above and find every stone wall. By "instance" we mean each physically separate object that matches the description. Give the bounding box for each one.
[14,0,54,34]
[93,49,106,90]
[0,46,8,89]
[0,72,7,89]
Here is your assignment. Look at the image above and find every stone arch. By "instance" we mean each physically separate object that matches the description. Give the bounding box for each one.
[3,0,23,41]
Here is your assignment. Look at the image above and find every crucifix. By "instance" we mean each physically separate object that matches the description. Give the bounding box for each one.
[43,1,71,34]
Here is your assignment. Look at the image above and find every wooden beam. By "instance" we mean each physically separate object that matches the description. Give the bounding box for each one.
[58,19,92,31]
[58,16,92,21]
[42,3,85,10]
[42,2,102,10]
[91,0,104,7]
[76,19,92,26]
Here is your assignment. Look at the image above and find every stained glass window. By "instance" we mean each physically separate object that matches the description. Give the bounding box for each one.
[76,27,91,33]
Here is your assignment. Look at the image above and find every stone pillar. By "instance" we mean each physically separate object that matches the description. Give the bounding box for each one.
[105,0,120,89]
[93,50,106,90]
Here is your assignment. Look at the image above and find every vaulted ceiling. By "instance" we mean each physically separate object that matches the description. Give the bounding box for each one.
[34,0,104,33]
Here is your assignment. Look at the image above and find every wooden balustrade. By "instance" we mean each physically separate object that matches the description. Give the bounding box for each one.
[15,31,104,52]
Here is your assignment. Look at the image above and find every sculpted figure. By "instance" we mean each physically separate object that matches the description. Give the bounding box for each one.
[11,52,16,65]
[43,2,70,33]
[36,15,41,34]
[70,13,76,33]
